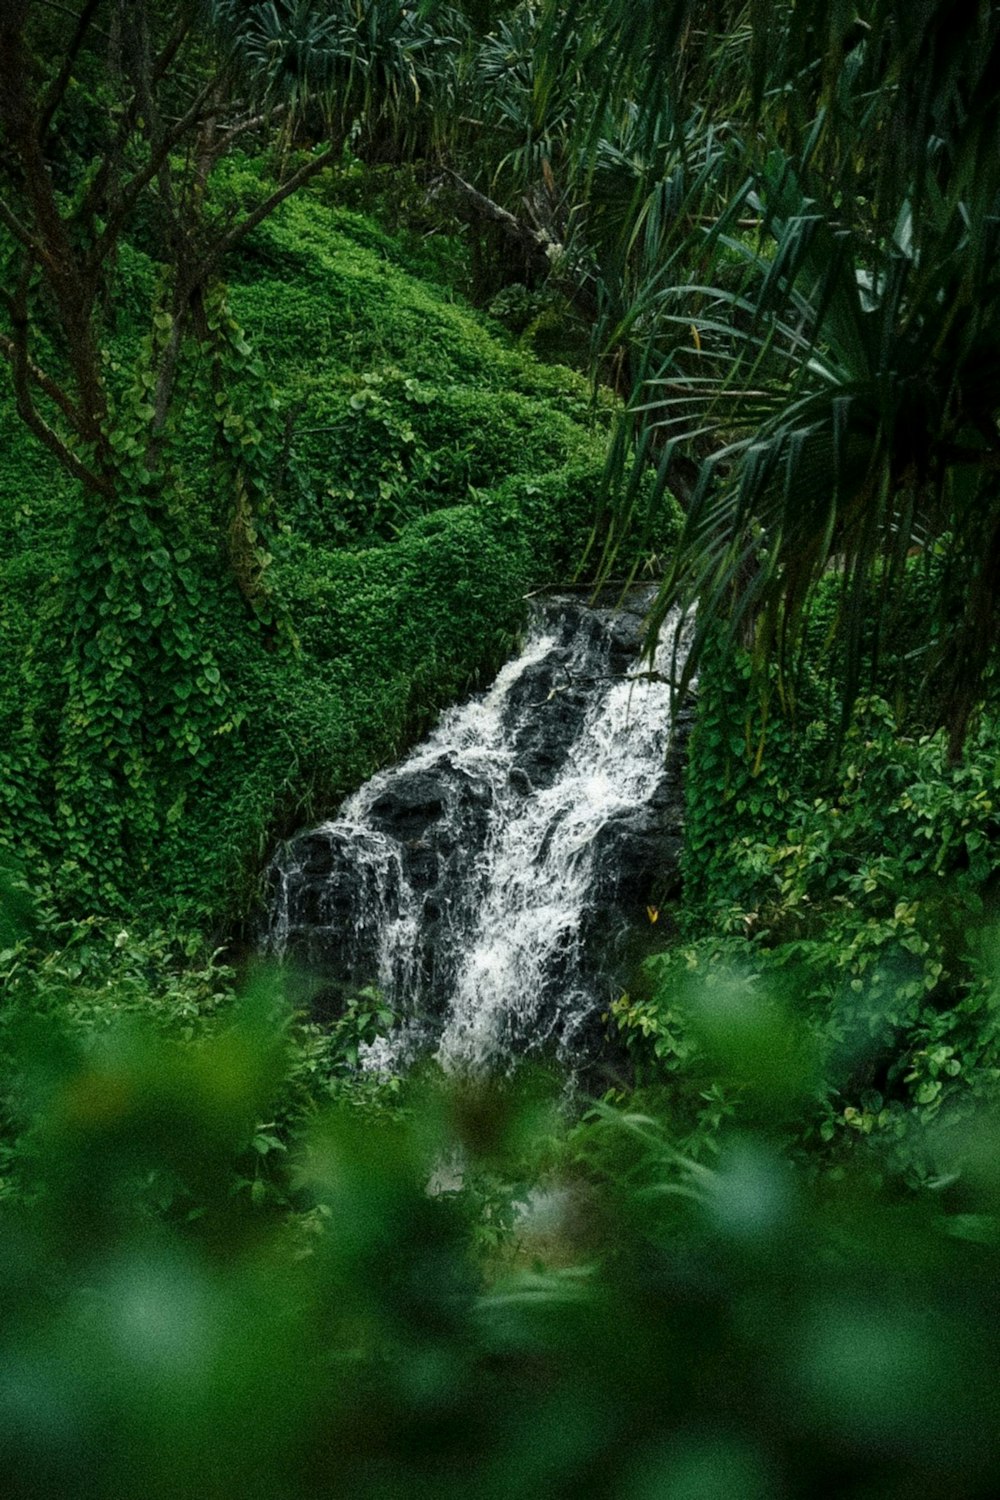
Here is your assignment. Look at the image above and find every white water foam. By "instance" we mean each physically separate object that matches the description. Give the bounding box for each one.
[264,601,687,1074]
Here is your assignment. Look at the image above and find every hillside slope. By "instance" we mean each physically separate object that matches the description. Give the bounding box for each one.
[0,174,672,929]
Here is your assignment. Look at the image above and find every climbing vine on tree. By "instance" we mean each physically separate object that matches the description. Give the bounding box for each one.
[0,3,338,901]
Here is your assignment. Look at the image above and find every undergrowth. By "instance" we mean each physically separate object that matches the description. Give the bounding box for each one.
[612,571,1000,1181]
[0,164,678,936]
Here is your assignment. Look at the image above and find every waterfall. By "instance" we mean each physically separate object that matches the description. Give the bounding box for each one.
[263,595,689,1073]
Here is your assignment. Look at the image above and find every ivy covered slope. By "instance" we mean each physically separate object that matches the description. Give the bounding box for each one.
[0,170,645,929]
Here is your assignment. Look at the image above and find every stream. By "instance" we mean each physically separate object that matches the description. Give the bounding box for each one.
[263,593,690,1073]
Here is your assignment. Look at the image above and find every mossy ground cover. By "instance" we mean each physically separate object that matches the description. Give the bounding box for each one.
[0,167,677,941]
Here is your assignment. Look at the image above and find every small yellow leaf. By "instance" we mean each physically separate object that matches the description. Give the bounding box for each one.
[646,905,659,924]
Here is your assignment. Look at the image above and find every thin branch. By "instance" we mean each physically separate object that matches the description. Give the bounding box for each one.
[73,8,196,236]
[127,0,183,252]
[151,12,194,85]
[0,17,109,442]
[10,383,105,492]
[89,76,219,267]
[74,93,223,235]
[445,168,558,258]
[0,195,41,257]
[208,144,339,263]
[6,277,105,493]
[216,103,288,152]
[38,0,103,141]
[34,0,107,36]
[443,169,599,316]
[0,329,83,429]
[76,92,141,231]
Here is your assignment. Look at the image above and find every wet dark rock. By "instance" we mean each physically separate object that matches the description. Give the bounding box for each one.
[406,845,440,890]
[370,756,491,837]
[263,594,693,1060]
[506,657,593,789]
[590,810,684,910]
[601,602,653,674]
[368,772,448,841]
[272,826,399,989]
[289,831,345,878]
[587,698,693,918]
[366,754,493,892]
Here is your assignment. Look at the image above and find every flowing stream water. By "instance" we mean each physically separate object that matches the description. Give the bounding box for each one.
[263,595,688,1073]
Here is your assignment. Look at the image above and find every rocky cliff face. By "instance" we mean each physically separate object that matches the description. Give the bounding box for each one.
[263,595,690,1069]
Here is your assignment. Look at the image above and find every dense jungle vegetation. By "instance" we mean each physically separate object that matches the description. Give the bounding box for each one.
[2,2,1000,1494]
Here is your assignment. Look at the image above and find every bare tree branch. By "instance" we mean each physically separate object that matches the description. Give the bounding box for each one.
[442,169,599,317]
[5,266,105,493]
[72,7,196,237]
[0,195,41,257]
[126,0,185,253]
[0,14,109,445]
[445,169,559,261]
[38,0,103,141]
[1,4,335,504]
[151,10,195,85]
[216,103,288,152]
[89,76,219,269]
[208,144,339,263]
[9,380,105,491]
[0,324,84,430]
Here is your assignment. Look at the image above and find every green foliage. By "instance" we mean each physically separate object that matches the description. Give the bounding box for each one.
[614,603,1000,1176]
[0,175,612,926]
[280,364,595,545]
[0,0,619,932]
[211,0,465,158]
[57,494,229,898]
[314,162,472,292]
[5,973,1000,1496]
[555,0,1000,748]
[383,0,1000,750]
[484,280,582,362]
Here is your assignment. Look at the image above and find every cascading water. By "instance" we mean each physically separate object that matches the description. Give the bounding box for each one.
[263,594,690,1073]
